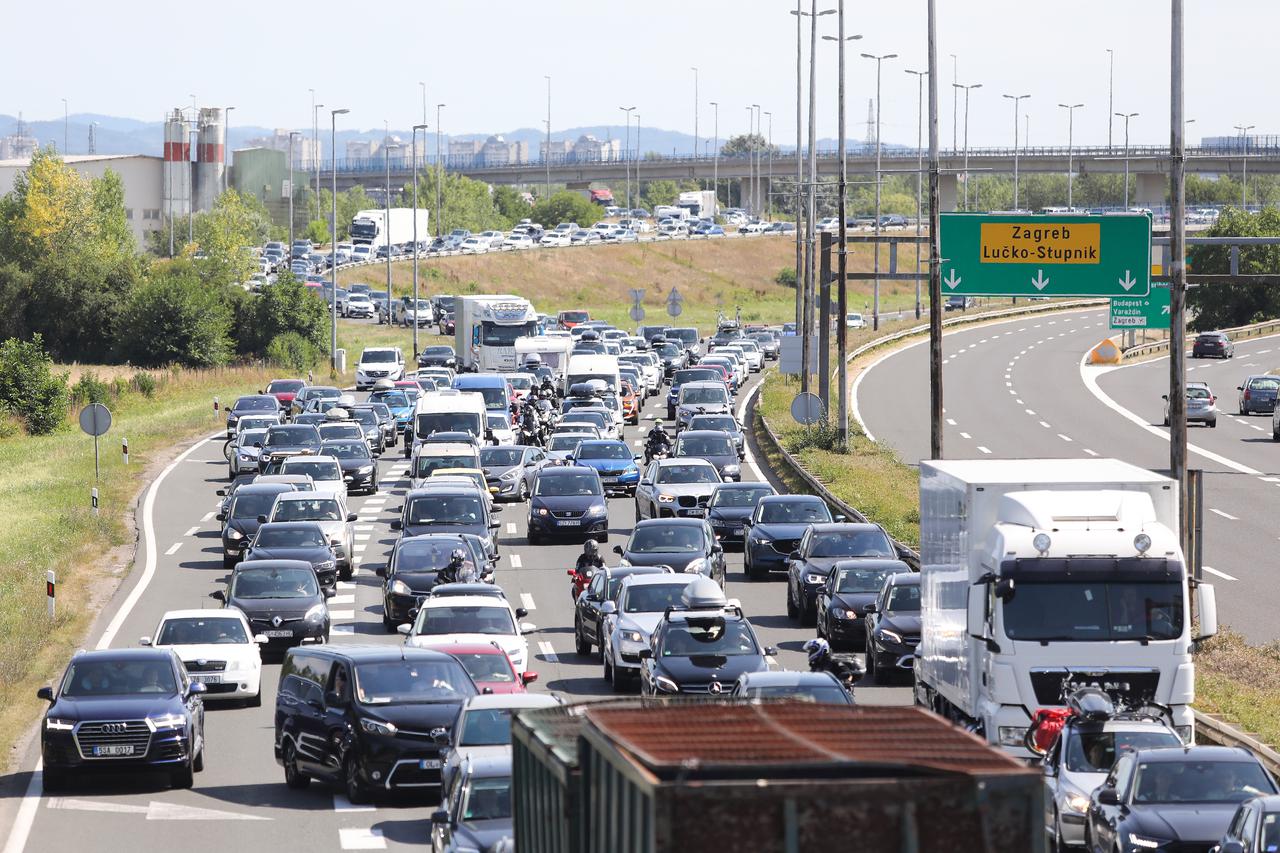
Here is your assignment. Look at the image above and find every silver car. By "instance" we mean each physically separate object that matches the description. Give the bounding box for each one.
[675,381,733,430]
[438,693,561,798]
[634,457,723,520]
[480,445,548,502]
[1163,381,1216,428]
[600,574,698,690]
[266,490,357,579]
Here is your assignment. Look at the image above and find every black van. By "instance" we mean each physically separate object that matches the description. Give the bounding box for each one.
[274,645,477,802]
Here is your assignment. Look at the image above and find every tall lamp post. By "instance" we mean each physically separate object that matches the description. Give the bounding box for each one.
[1116,111,1138,207]
[1002,93,1030,209]
[383,132,399,317]
[690,66,699,167]
[907,69,927,318]
[412,123,428,360]
[543,76,552,202]
[313,97,324,219]
[710,101,719,209]
[954,82,981,210]
[1235,123,1255,210]
[763,110,774,221]
[619,106,635,209]
[435,104,445,238]
[862,51,897,330]
[1106,48,1115,150]
[1058,102,1084,208]
[224,106,235,197]
[61,98,69,154]
[287,131,302,250]
[330,108,349,372]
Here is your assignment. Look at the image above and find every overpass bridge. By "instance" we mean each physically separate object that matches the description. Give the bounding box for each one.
[327,143,1280,211]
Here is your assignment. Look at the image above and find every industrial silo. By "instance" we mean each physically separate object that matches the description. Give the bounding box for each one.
[194,106,225,212]
[162,109,192,229]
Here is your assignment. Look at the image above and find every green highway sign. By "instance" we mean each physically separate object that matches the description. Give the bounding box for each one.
[939,213,1151,297]
[1110,284,1171,329]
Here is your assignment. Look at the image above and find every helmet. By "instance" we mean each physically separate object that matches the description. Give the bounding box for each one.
[523,354,543,369]
[802,638,831,669]
[372,378,395,391]
[583,540,598,556]
[450,548,467,565]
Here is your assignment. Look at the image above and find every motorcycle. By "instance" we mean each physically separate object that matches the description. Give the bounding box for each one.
[566,565,596,601]
[811,653,863,692]
[518,425,542,447]
[643,439,670,465]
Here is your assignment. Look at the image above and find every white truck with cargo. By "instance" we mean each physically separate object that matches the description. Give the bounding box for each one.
[676,190,717,219]
[454,295,539,373]
[914,458,1217,756]
[515,335,574,383]
[348,208,430,251]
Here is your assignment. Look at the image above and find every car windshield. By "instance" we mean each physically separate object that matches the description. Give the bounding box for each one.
[157,618,248,646]
[267,380,304,394]
[677,435,734,456]
[395,537,466,573]
[266,426,320,448]
[1249,377,1280,391]
[1002,581,1184,642]
[1187,387,1211,400]
[423,346,453,357]
[60,659,178,697]
[628,526,703,554]
[463,776,513,822]
[1064,729,1184,773]
[577,443,631,461]
[886,584,921,612]
[1133,760,1275,804]
[350,410,379,427]
[690,417,736,432]
[408,495,484,525]
[234,396,278,413]
[230,492,281,520]
[811,530,894,558]
[256,525,327,548]
[746,685,849,704]
[452,652,516,685]
[486,414,511,431]
[272,498,342,522]
[353,660,476,704]
[665,328,697,345]
[675,370,716,385]
[480,447,524,467]
[564,413,607,429]
[548,436,585,452]
[230,567,319,599]
[318,425,362,441]
[657,344,682,358]
[415,605,515,636]
[237,429,267,448]
[323,442,370,461]
[655,464,719,485]
[415,455,477,479]
[536,472,601,496]
[623,583,693,612]
[507,375,533,390]
[835,567,897,593]
[711,487,771,508]
[281,459,340,480]
[682,388,728,406]
[660,618,757,656]
[459,707,519,746]
[362,350,398,363]
[369,391,409,408]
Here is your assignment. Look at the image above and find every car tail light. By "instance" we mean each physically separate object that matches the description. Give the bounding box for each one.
[1244,389,1251,400]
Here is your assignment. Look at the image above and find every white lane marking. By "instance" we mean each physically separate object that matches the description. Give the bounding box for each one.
[339,828,386,850]
[331,625,355,635]
[977,446,992,454]
[329,595,355,605]
[633,439,643,446]
[46,798,269,821]
[337,581,356,590]
[959,432,971,439]
[1025,409,1036,416]
[506,522,517,534]
[354,533,371,541]
[1083,448,1099,456]
[520,593,536,611]
[537,640,558,663]
[738,381,768,482]
[200,512,214,522]
[1260,477,1280,483]
[1202,565,1238,582]
[328,610,355,620]
[1251,424,1265,432]
[509,553,523,568]
[1005,382,1013,388]
[1058,434,1073,442]
[1015,398,1024,405]
[184,526,200,537]
[1039,421,1052,429]
[355,524,375,531]
[164,542,182,556]
[1259,350,1272,355]
[363,497,386,505]
[946,418,957,426]
[1079,358,1262,476]
[1209,508,1239,521]
[333,795,375,813]
[353,543,366,553]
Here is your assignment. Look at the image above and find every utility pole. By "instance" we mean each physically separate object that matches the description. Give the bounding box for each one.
[710,101,719,210]
[908,69,927,319]
[793,1,805,334]
[826,7,860,445]
[1169,0,1189,560]
[1059,102,1084,208]
[764,110,774,221]
[1003,93,1030,209]
[954,82,981,210]
[690,66,699,166]
[412,123,428,361]
[224,106,235,197]
[288,131,302,250]
[1235,124,1255,210]
[1106,48,1115,151]
[863,51,897,331]
[330,108,349,372]
[1116,111,1138,207]
[928,0,943,461]
[544,76,552,202]
[312,93,323,221]
[619,106,635,209]
[800,2,834,393]
[436,104,445,238]
[384,130,397,317]
[950,54,957,153]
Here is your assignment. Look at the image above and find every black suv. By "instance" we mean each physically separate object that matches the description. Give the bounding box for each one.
[38,648,207,790]
[274,645,477,802]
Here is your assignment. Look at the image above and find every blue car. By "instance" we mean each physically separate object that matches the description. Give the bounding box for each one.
[568,439,641,497]
[743,494,833,581]
[368,389,413,437]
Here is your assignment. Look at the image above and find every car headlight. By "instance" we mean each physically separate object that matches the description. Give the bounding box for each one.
[357,465,374,475]
[1064,793,1090,814]
[834,608,860,620]
[360,718,398,736]
[722,464,740,476]
[147,713,186,730]
[500,468,520,480]
[389,579,412,596]
[877,628,903,644]
[754,536,771,545]
[684,558,709,574]
[586,503,608,516]
[226,528,243,540]
[804,573,826,585]
[621,630,644,644]
[315,560,336,571]
[997,726,1028,747]
[45,718,75,731]
[657,494,675,503]
[305,604,328,622]
[537,507,549,516]
[1127,834,1161,850]
[654,676,680,694]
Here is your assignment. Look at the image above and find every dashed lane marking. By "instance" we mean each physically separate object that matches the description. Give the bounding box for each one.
[520,593,536,611]
[1039,421,1052,429]
[328,610,355,620]
[1057,433,1073,442]
[200,512,214,523]
[506,522,517,534]
[537,640,558,663]
[959,432,971,439]
[329,595,354,605]
[1083,448,1099,456]
[509,554,523,568]
[1210,509,1239,521]
[946,418,956,426]
[332,795,375,813]
[338,828,386,850]
[184,526,200,537]
[164,543,181,556]
[977,446,992,454]
[1202,566,1238,582]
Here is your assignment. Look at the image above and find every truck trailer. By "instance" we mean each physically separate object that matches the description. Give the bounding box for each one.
[676,190,718,219]
[914,458,1218,757]
[454,294,540,372]
[348,207,430,250]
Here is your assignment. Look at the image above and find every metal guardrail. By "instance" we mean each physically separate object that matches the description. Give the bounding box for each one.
[1194,712,1280,776]
[1123,317,1280,361]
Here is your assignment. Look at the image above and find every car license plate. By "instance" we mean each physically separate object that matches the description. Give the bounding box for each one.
[93,744,134,757]
[419,759,441,770]
[192,674,222,683]
[264,630,293,638]
[734,526,745,535]
[556,519,580,527]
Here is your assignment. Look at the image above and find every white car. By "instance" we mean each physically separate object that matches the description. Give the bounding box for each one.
[355,346,405,389]
[486,412,516,446]
[350,245,374,263]
[738,220,769,234]
[459,236,489,254]
[229,428,269,477]
[540,232,571,247]
[478,230,505,248]
[279,455,345,494]
[502,233,535,250]
[401,595,534,675]
[601,574,699,689]
[345,294,375,318]
[730,340,764,372]
[817,216,840,233]
[140,609,265,704]
[657,221,686,237]
[845,312,866,329]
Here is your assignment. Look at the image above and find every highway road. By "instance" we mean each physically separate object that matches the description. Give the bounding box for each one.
[855,305,1280,644]
[1,366,909,853]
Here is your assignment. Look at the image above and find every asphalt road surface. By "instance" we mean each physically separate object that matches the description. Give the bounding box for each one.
[2,368,909,853]
[856,305,1280,644]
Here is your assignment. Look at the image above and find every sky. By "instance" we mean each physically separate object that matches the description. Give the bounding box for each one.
[3,0,1274,149]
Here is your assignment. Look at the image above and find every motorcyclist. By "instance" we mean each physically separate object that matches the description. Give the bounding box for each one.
[520,405,540,444]
[436,548,469,585]
[571,540,605,599]
[538,376,558,399]
[645,420,672,461]
[802,638,862,690]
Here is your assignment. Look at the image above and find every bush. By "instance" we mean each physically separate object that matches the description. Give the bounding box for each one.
[118,263,233,367]
[265,332,319,373]
[130,372,158,397]
[250,276,330,356]
[775,267,797,288]
[787,418,847,454]
[0,335,70,435]
[72,371,112,406]
[305,219,330,244]
[528,192,601,232]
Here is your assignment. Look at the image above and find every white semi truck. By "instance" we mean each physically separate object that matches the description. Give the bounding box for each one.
[914,458,1217,757]
[514,335,574,382]
[677,190,717,219]
[455,295,539,372]
[349,208,430,250]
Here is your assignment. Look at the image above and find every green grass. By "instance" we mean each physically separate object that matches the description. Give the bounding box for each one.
[0,364,276,765]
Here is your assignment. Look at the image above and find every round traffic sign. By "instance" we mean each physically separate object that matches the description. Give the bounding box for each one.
[78,403,112,437]
[790,392,825,426]
[629,305,646,322]
[667,301,682,318]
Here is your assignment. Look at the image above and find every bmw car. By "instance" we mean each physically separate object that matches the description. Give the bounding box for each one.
[568,439,641,497]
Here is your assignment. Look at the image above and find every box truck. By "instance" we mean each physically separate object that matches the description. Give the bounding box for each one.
[677,190,718,219]
[455,295,539,372]
[348,207,430,250]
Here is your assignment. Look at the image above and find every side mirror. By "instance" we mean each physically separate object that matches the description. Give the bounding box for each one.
[431,809,449,825]
[216,489,227,496]
[833,514,847,523]
[966,584,989,641]
[566,569,577,577]
[209,590,226,602]
[254,634,269,644]
[253,441,262,448]
[397,623,412,636]
[215,512,226,522]
[637,648,653,660]
[390,519,403,531]
[257,515,268,524]
[521,671,539,685]
[431,727,450,746]
[346,512,357,522]
[789,550,801,561]
[600,601,617,615]
[1161,394,1169,401]
[764,646,778,657]
[491,505,504,513]
[639,479,652,486]
[1237,386,1244,391]
[612,545,624,556]
[1096,788,1120,806]
[375,566,387,578]
[1221,842,1247,853]
[324,587,335,599]
[188,681,208,696]
[994,578,1015,600]
[862,603,877,614]
[1194,583,1218,642]
[37,686,53,702]
[139,637,153,646]
[515,607,528,619]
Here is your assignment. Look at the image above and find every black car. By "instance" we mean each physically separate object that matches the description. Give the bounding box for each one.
[418,344,457,369]
[1237,375,1280,415]
[666,368,722,418]
[243,522,338,592]
[1213,794,1280,853]
[274,645,477,803]
[1192,331,1235,359]
[38,648,207,790]
[321,439,379,495]
[573,565,673,657]
[730,670,854,705]
[706,482,776,548]
[815,559,912,651]
[258,424,322,472]
[226,394,280,435]
[687,413,746,458]
[347,405,389,454]
[377,534,494,630]
[217,559,331,648]
[217,482,296,570]
[526,466,609,545]
[743,494,834,580]
[1086,746,1278,853]
[863,571,921,684]
[393,487,501,557]
[786,523,896,626]
[614,518,725,586]
[673,429,741,482]
[655,342,689,379]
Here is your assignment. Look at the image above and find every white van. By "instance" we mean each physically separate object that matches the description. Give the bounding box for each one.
[407,389,489,458]
[565,353,621,396]
[355,346,405,390]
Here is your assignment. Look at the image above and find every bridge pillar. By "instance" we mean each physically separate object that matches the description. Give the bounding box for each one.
[940,173,958,212]
[1136,172,1167,210]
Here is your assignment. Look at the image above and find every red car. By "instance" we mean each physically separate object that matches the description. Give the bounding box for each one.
[428,642,537,694]
[264,378,304,409]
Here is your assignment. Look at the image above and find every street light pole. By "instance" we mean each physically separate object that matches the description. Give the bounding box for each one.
[544,76,552,202]
[1170,0,1190,557]
[764,110,774,221]
[710,101,719,210]
[224,106,235,198]
[1116,111,1138,207]
[792,1,805,334]
[826,7,860,446]
[862,51,897,331]
[1003,93,1030,209]
[436,104,445,238]
[908,69,927,319]
[1106,48,1115,151]
[745,106,755,213]
[950,54,957,153]
[312,96,324,220]
[928,0,943,461]
[1059,102,1084,208]
[288,131,302,250]
[330,108,349,372]
[954,83,981,210]
[752,104,762,213]
[1235,124,1255,210]
[412,123,428,361]
[384,130,398,318]
[690,66,699,168]
[619,106,635,210]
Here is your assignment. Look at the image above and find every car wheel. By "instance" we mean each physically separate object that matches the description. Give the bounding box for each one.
[575,618,591,656]
[223,555,237,571]
[517,480,528,502]
[1162,415,1170,427]
[193,745,205,772]
[786,581,798,619]
[1050,811,1067,853]
[1273,428,1280,442]
[867,650,884,685]
[595,531,608,544]
[800,598,817,628]
[603,651,614,683]
[339,563,352,581]
[382,611,398,632]
[343,754,367,805]
[171,761,194,790]
[1208,418,1217,428]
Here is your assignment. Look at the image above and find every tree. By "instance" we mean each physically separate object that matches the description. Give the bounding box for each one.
[118,261,233,367]
[720,133,776,157]
[528,191,600,229]
[640,180,679,210]
[0,334,70,435]
[249,275,330,356]
[408,171,507,233]
[492,185,530,223]
[193,189,274,286]
[1186,207,1280,330]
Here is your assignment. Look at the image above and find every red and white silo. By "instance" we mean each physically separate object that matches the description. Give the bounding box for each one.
[194,107,225,212]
